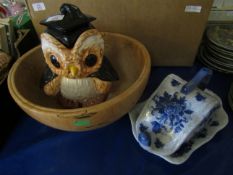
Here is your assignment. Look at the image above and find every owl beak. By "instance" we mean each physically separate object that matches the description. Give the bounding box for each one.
[68,65,78,77]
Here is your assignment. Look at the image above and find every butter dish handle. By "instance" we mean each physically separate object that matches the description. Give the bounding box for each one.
[181,67,213,95]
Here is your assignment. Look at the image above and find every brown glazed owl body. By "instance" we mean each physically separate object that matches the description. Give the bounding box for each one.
[40,4,118,108]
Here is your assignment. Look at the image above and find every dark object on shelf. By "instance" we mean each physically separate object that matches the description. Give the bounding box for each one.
[13,10,40,57]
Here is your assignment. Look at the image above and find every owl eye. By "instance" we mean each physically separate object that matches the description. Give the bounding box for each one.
[50,55,60,68]
[85,54,97,67]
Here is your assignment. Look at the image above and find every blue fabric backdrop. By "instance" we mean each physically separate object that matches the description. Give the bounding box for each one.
[1,61,233,175]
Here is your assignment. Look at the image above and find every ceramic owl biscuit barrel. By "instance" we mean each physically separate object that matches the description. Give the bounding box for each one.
[134,68,220,156]
[40,3,119,108]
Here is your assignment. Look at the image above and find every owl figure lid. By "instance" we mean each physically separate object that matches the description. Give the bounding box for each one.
[40,3,119,109]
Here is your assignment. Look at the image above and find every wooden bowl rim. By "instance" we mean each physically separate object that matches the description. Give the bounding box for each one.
[8,32,151,114]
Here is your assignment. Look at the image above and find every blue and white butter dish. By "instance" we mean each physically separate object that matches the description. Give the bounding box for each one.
[129,68,229,164]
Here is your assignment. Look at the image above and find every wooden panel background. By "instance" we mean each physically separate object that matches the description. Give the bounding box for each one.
[26,0,213,66]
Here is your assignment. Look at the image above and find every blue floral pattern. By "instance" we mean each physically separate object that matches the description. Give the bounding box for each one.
[138,124,151,146]
[151,121,166,134]
[171,79,181,87]
[195,92,206,101]
[151,91,193,133]
[154,138,164,148]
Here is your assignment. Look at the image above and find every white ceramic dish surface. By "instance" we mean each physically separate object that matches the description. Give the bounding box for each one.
[134,74,220,156]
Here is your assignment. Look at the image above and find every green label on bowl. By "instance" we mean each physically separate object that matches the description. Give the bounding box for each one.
[74,120,90,127]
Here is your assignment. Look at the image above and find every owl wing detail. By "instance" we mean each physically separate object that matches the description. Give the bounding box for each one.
[40,66,61,96]
[40,65,57,87]
[88,56,119,81]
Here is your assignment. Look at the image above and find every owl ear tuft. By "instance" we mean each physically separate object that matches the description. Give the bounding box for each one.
[72,29,104,54]
[41,33,67,52]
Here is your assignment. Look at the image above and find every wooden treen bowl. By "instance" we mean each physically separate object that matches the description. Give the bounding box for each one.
[7,32,151,131]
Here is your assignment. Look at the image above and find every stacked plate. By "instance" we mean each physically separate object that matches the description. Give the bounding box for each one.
[199,24,233,73]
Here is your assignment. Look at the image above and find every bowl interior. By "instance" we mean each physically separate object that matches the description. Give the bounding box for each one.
[12,33,147,109]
